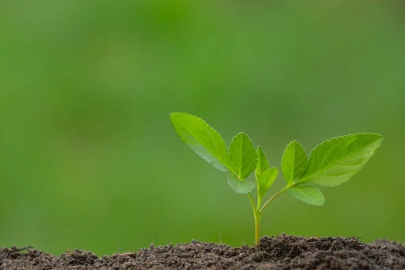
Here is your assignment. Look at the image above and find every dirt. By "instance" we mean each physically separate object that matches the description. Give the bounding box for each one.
[1,234,404,270]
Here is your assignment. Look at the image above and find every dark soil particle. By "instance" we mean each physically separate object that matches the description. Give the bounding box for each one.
[1,234,404,269]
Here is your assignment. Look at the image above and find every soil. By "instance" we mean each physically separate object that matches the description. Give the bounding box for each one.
[1,234,404,270]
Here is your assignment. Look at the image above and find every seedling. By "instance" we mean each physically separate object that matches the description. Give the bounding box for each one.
[170,113,383,245]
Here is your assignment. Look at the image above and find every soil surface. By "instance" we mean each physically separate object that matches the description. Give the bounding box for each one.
[1,234,404,269]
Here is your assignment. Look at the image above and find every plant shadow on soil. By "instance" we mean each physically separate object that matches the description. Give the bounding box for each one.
[1,234,404,270]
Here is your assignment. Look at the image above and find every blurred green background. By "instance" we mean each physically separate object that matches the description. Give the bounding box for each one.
[1,0,404,256]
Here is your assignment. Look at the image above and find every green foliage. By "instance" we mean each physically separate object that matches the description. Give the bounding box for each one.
[256,147,270,174]
[297,133,384,187]
[288,186,325,206]
[170,113,383,244]
[227,173,255,194]
[228,132,257,180]
[255,146,278,200]
[281,141,308,185]
[256,167,278,200]
[170,113,231,172]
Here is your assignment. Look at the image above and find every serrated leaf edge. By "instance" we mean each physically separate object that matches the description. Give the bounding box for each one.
[228,132,256,179]
[297,133,383,184]
[281,140,308,185]
[256,145,270,174]
[170,112,232,172]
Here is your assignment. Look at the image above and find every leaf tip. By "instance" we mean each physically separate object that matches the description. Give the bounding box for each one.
[169,112,183,122]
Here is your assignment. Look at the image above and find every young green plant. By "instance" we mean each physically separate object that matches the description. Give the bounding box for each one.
[170,113,383,245]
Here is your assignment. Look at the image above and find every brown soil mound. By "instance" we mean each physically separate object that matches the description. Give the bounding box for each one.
[1,234,404,269]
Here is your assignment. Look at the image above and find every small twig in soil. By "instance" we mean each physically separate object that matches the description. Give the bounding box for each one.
[12,246,34,253]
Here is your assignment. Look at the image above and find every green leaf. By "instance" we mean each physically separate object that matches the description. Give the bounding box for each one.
[281,141,308,185]
[298,133,383,187]
[170,113,231,172]
[228,132,256,180]
[255,147,276,199]
[256,146,270,174]
[227,173,255,194]
[288,185,325,206]
[257,167,278,199]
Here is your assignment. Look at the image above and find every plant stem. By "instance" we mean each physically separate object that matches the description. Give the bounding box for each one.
[249,186,288,246]
[248,193,261,246]
[254,211,261,246]
[260,186,288,214]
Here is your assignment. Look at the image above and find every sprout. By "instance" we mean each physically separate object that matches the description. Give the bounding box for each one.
[170,112,383,245]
